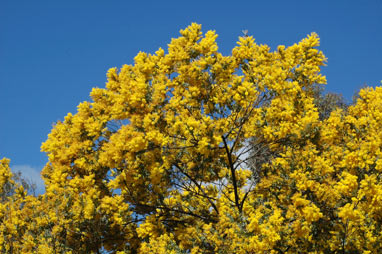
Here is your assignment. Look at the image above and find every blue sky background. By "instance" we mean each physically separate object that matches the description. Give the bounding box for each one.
[1,0,381,193]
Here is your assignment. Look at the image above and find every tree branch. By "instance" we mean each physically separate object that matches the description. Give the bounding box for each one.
[173,163,219,215]
[222,135,241,213]
[135,203,217,223]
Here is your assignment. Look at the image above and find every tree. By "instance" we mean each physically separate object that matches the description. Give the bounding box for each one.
[1,23,382,253]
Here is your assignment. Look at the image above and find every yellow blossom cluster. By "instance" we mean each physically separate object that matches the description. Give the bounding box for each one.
[1,23,381,253]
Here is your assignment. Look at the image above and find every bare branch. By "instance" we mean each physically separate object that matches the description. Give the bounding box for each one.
[173,163,219,215]
[222,136,241,213]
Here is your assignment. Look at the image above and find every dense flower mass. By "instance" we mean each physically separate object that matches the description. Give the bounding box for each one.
[1,23,382,253]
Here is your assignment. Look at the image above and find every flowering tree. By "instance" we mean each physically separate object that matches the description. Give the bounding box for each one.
[1,23,381,253]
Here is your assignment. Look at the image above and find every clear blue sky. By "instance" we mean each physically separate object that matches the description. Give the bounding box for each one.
[1,0,381,191]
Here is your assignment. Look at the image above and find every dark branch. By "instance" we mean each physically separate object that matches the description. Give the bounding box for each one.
[222,135,241,213]
[173,163,219,215]
[135,203,217,223]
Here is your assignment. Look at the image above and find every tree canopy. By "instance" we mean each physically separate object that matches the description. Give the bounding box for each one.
[1,23,382,253]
